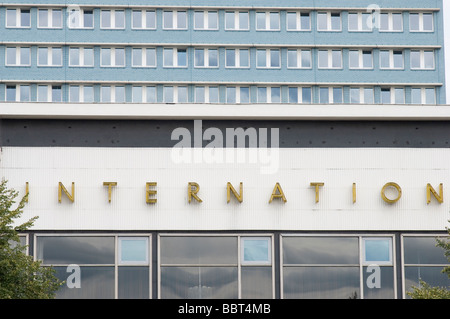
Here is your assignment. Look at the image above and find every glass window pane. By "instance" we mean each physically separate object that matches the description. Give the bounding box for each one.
[331,13,341,30]
[177,49,187,67]
[318,50,328,68]
[178,86,188,103]
[239,12,248,29]
[362,13,371,31]
[362,51,372,68]
[160,236,237,264]
[20,85,30,101]
[101,86,111,102]
[241,267,273,299]
[164,49,173,66]
[363,266,395,299]
[118,267,150,299]
[410,51,421,68]
[404,236,449,264]
[405,266,450,297]
[395,88,405,104]
[349,50,359,68]
[287,50,297,68]
[53,266,115,299]
[348,13,358,31]
[195,86,205,103]
[393,51,403,68]
[302,87,312,103]
[209,87,219,103]
[163,11,172,28]
[160,267,238,299]
[287,12,297,30]
[258,87,267,103]
[133,48,142,66]
[115,10,125,28]
[423,13,433,31]
[208,49,218,67]
[6,9,16,27]
[38,85,48,102]
[300,12,310,30]
[256,12,265,29]
[101,48,111,66]
[257,50,266,67]
[83,10,93,28]
[177,11,187,29]
[271,87,281,103]
[38,48,48,65]
[364,88,374,104]
[84,86,94,102]
[319,87,329,103]
[350,88,360,103]
[301,50,311,68]
[52,86,62,102]
[69,86,80,102]
[425,88,435,104]
[411,88,422,104]
[409,13,419,31]
[239,49,249,67]
[52,48,62,65]
[242,238,270,263]
[208,11,218,29]
[119,238,148,263]
[194,49,204,67]
[226,87,236,103]
[146,86,156,103]
[36,236,115,264]
[20,47,30,65]
[226,49,235,67]
[381,89,391,104]
[225,12,234,29]
[101,10,111,28]
[84,48,94,66]
[289,87,298,103]
[283,236,359,264]
[115,49,125,66]
[392,13,402,31]
[52,10,62,27]
[21,9,30,27]
[240,87,250,103]
[270,50,280,67]
[6,47,16,65]
[333,87,343,103]
[194,11,203,29]
[6,86,16,101]
[424,51,434,69]
[364,238,391,263]
[132,86,143,102]
[317,12,327,30]
[146,11,156,29]
[283,267,360,299]
[145,48,156,66]
[164,86,174,103]
[380,51,390,68]
[270,12,279,29]
[132,11,142,28]
[332,50,342,68]
[380,13,389,31]
[38,9,48,27]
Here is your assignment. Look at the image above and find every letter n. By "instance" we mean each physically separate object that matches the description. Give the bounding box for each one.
[427,183,443,204]
[59,182,75,203]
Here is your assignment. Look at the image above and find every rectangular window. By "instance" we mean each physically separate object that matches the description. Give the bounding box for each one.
[348,12,372,31]
[411,87,436,105]
[350,87,374,104]
[349,50,373,69]
[380,50,404,69]
[101,85,126,103]
[67,8,94,29]
[69,47,94,67]
[225,49,249,68]
[6,8,31,28]
[319,87,343,104]
[256,49,280,68]
[286,12,311,31]
[38,47,63,67]
[163,86,188,103]
[410,50,435,70]
[5,84,30,102]
[163,10,187,29]
[5,47,31,66]
[225,11,249,30]
[194,11,218,30]
[288,87,312,104]
[381,87,404,104]
[256,87,281,103]
[69,85,94,102]
[194,48,219,68]
[287,49,312,68]
[318,49,342,69]
[38,9,62,28]
[256,12,280,31]
[317,12,341,31]
[410,13,433,32]
[163,48,187,67]
[132,48,156,67]
[379,12,403,32]
[37,85,62,102]
[132,10,156,29]
[101,48,125,67]
[101,9,125,29]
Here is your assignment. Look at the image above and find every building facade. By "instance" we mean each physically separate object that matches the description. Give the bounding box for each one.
[0,0,449,299]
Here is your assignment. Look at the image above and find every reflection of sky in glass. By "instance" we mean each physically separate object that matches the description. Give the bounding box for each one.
[243,239,269,262]
[365,239,390,262]
[121,239,147,262]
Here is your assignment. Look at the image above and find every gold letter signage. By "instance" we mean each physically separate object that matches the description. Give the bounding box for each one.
[381,182,402,204]
[269,183,287,203]
[310,182,324,203]
[146,182,157,204]
[58,182,75,203]
[227,182,243,203]
[426,183,443,204]
[103,182,117,203]
[188,182,202,203]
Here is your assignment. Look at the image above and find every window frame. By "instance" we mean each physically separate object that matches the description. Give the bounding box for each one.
[410,87,436,104]
[318,49,343,69]
[6,8,31,28]
[409,12,434,32]
[349,49,373,69]
[348,12,373,32]
[194,10,219,30]
[100,47,126,68]
[287,49,312,69]
[225,11,250,31]
[131,47,157,68]
[162,10,188,30]
[194,48,219,68]
[5,84,31,102]
[69,47,94,67]
[131,9,156,30]
[256,49,281,69]
[255,11,281,31]
[100,9,126,30]
[349,87,375,104]
[67,8,94,29]
[379,49,404,70]
[37,47,63,67]
[163,48,188,68]
[37,8,63,29]
[317,11,342,32]
[5,47,31,67]
[286,11,311,31]
[379,12,404,32]
[69,85,95,103]
[225,48,250,69]
[410,49,435,70]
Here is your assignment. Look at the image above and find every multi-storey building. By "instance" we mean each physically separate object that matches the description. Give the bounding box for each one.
[0,0,448,300]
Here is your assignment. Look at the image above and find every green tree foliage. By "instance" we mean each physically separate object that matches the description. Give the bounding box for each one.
[407,222,450,299]
[0,179,61,299]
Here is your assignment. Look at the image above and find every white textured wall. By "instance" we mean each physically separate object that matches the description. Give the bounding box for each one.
[1,147,449,231]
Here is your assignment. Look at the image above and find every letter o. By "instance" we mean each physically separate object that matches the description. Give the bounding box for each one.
[381,182,402,204]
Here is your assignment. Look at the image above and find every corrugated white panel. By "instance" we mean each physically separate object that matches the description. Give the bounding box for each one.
[1,147,449,231]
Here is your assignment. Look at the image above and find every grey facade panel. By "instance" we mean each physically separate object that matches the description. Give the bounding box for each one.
[1,119,450,148]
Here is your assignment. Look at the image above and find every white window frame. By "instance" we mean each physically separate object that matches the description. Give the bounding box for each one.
[286,11,311,31]
[6,84,30,102]
[67,8,94,29]
[37,47,63,67]
[411,87,436,104]
[224,11,249,31]
[287,49,312,69]
[288,87,312,104]
[362,237,393,266]
[379,12,403,32]
[379,50,404,70]
[132,48,157,68]
[410,49,435,70]
[225,86,251,104]
[256,49,281,69]
[349,49,373,69]
[131,10,156,30]
[163,48,188,68]
[349,87,375,104]
[194,10,218,30]
[256,86,281,104]
[318,49,343,69]
[163,86,188,103]
[195,86,219,103]
[319,86,343,104]
[5,47,31,66]
[317,11,342,31]
[37,85,62,102]
[118,237,149,265]
[194,48,219,68]
[100,48,126,67]
[131,86,158,103]
[256,11,280,31]
[348,12,373,32]
[100,85,126,103]
[241,237,272,265]
[37,8,63,29]
[69,47,94,67]
[380,87,405,104]
[163,10,187,30]
[6,8,31,28]
[100,9,125,30]
[69,85,95,102]
[409,12,434,32]
[225,48,250,68]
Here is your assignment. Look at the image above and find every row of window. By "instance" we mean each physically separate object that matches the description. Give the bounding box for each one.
[4,84,437,105]
[3,46,436,70]
[4,8,435,33]
[25,233,448,299]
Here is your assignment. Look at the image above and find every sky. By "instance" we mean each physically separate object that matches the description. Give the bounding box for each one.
[444,1,450,101]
